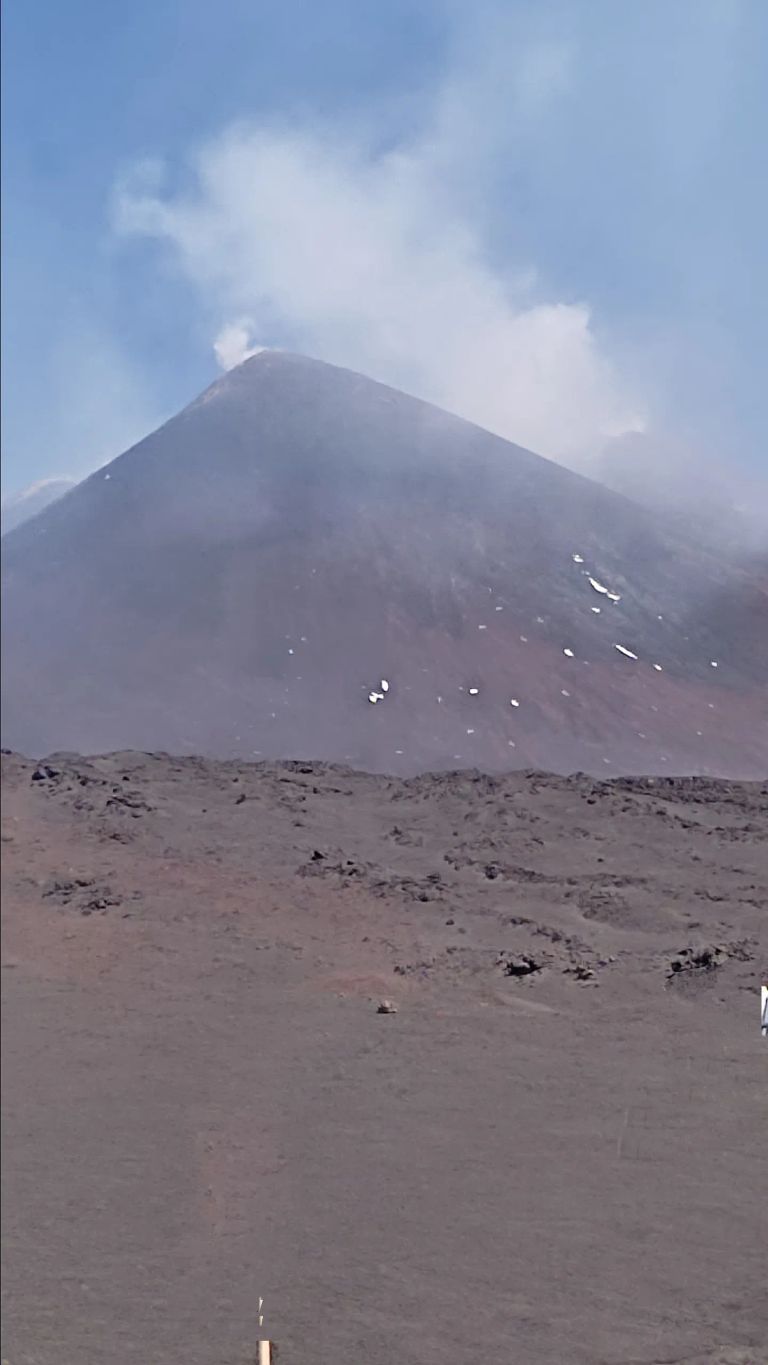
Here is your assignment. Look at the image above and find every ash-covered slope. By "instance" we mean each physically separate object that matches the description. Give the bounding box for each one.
[2,351,766,774]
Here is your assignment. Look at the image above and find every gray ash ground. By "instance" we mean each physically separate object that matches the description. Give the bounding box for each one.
[2,750,767,1364]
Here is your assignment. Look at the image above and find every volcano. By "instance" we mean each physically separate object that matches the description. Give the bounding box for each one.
[2,351,766,775]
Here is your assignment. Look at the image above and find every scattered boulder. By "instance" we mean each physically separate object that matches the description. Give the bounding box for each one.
[567,964,595,981]
[669,945,724,976]
[499,954,542,978]
[32,764,60,783]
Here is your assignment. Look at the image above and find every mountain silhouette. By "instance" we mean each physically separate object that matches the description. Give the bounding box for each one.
[3,351,766,775]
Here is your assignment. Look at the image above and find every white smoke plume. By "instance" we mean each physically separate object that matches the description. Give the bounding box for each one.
[115,66,646,467]
[213,320,264,371]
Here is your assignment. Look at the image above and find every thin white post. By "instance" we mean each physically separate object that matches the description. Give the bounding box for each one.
[258,1296,272,1364]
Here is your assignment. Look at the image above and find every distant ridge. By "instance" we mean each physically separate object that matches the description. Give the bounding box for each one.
[1,477,76,535]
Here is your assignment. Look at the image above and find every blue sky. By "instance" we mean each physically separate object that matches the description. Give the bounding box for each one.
[2,0,766,497]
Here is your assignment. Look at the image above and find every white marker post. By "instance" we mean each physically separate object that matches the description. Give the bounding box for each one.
[258,1296,272,1365]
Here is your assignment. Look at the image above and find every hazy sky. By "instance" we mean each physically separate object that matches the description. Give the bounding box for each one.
[2,0,766,495]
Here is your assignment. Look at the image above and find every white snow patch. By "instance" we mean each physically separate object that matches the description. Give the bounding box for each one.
[614,644,638,660]
[563,647,575,658]
[589,578,608,595]
[509,698,520,708]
